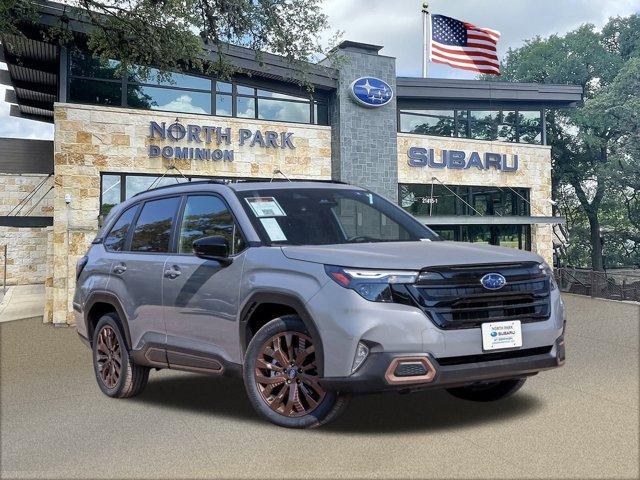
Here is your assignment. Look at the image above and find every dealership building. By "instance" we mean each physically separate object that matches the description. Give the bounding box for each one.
[0,1,582,325]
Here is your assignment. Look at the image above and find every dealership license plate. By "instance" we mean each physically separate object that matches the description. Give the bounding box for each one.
[481,320,523,351]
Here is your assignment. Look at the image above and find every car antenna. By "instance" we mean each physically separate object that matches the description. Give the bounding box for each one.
[270,169,291,182]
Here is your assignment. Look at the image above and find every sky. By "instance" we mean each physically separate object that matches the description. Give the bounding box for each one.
[1,0,639,140]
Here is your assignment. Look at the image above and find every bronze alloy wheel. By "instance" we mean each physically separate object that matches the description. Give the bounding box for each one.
[95,325,122,389]
[254,331,326,417]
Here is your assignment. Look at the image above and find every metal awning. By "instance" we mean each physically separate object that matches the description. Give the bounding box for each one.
[0,34,59,123]
[417,215,566,225]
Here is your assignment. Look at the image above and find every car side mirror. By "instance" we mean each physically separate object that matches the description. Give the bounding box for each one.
[193,236,232,265]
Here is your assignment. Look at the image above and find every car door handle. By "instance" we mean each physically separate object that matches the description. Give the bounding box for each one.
[164,267,181,279]
[112,264,126,274]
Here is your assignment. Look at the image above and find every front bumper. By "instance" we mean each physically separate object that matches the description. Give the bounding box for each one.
[319,336,565,394]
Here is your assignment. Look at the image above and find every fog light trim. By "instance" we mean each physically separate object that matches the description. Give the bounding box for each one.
[385,356,436,385]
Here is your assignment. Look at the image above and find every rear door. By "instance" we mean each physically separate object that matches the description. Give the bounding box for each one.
[107,196,181,354]
[162,194,248,370]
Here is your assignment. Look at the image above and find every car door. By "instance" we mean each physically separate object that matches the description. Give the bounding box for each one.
[162,194,247,371]
[108,196,181,355]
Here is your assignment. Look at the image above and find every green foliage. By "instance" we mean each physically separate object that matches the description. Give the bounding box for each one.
[485,15,640,269]
[2,0,334,88]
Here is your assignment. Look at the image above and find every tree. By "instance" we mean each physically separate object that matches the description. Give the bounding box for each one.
[487,15,640,270]
[1,0,333,86]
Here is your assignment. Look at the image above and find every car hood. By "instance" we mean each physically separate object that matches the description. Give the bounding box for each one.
[281,241,543,270]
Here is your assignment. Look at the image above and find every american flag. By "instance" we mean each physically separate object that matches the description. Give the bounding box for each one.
[429,14,501,75]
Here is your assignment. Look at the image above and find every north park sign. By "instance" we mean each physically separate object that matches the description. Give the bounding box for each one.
[148,120,295,162]
[407,147,519,172]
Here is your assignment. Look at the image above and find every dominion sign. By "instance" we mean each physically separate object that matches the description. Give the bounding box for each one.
[148,120,295,161]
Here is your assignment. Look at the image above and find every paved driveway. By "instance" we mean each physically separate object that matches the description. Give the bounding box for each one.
[1,295,638,479]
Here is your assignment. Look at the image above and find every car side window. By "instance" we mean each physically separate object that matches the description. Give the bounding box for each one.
[178,195,246,255]
[130,197,181,253]
[103,205,137,252]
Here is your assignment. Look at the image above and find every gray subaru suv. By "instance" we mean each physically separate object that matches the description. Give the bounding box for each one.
[74,180,565,428]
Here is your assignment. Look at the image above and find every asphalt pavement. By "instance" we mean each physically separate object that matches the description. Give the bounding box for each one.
[1,294,638,479]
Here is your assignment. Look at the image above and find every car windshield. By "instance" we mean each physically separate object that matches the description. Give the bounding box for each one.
[236,187,440,245]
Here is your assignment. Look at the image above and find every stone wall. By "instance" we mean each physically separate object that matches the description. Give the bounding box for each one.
[397,134,554,264]
[324,47,398,201]
[51,103,332,325]
[0,173,53,286]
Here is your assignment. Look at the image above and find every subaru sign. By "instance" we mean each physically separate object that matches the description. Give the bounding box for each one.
[349,77,393,107]
[480,273,507,290]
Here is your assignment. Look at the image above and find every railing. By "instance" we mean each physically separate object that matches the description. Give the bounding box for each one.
[555,267,640,302]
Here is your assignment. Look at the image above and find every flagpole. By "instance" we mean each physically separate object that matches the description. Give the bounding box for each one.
[422,2,430,77]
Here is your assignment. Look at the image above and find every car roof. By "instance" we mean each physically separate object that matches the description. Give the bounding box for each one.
[228,181,364,192]
[133,179,364,198]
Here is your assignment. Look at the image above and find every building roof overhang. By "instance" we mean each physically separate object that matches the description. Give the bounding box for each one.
[418,215,566,226]
[396,77,583,109]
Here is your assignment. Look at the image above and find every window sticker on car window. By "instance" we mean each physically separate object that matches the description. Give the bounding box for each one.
[245,197,286,217]
[259,218,287,241]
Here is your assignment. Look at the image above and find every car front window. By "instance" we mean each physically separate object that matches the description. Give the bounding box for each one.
[236,187,440,245]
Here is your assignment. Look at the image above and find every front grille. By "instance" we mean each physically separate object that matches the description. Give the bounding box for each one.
[394,362,428,377]
[408,262,551,330]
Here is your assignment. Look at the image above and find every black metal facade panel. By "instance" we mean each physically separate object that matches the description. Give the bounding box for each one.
[9,104,54,123]
[420,215,566,225]
[0,138,54,174]
[0,216,53,228]
[14,87,57,103]
[7,64,57,86]
[396,77,583,107]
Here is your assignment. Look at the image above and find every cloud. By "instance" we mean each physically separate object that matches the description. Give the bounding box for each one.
[321,0,640,78]
[155,94,209,114]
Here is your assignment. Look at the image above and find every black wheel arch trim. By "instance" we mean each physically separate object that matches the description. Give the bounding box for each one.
[83,292,133,350]
[239,291,325,377]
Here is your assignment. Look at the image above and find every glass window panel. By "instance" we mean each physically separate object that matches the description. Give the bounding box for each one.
[128,66,210,90]
[178,195,245,255]
[125,175,187,199]
[215,93,232,116]
[127,85,211,114]
[455,110,469,137]
[256,89,306,101]
[400,111,455,136]
[497,111,517,142]
[216,81,232,93]
[314,102,329,125]
[398,184,458,218]
[101,175,121,216]
[69,78,122,106]
[237,85,255,95]
[236,96,256,118]
[104,205,137,252]
[70,49,121,79]
[257,98,310,123]
[469,110,498,140]
[130,197,181,252]
[518,111,542,144]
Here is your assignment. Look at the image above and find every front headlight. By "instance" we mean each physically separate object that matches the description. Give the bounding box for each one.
[324,265,419,302]
[539,262,558,290]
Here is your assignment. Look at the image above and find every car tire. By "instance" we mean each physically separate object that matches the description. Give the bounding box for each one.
[92,313,149,398]
[446,378,526,402]
[243,315,349,428]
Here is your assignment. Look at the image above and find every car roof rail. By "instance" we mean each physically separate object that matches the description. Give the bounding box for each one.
[133,179,227,197]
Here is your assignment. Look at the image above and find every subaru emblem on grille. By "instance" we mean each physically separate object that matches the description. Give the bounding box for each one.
[480,273,507,290]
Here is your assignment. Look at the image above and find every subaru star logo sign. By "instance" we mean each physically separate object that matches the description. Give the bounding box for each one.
[349,77,393,107]
[480,273,507,290]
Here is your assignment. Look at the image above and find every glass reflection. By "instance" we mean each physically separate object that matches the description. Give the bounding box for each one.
[258,98,310,123]
[127,86,211,114]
